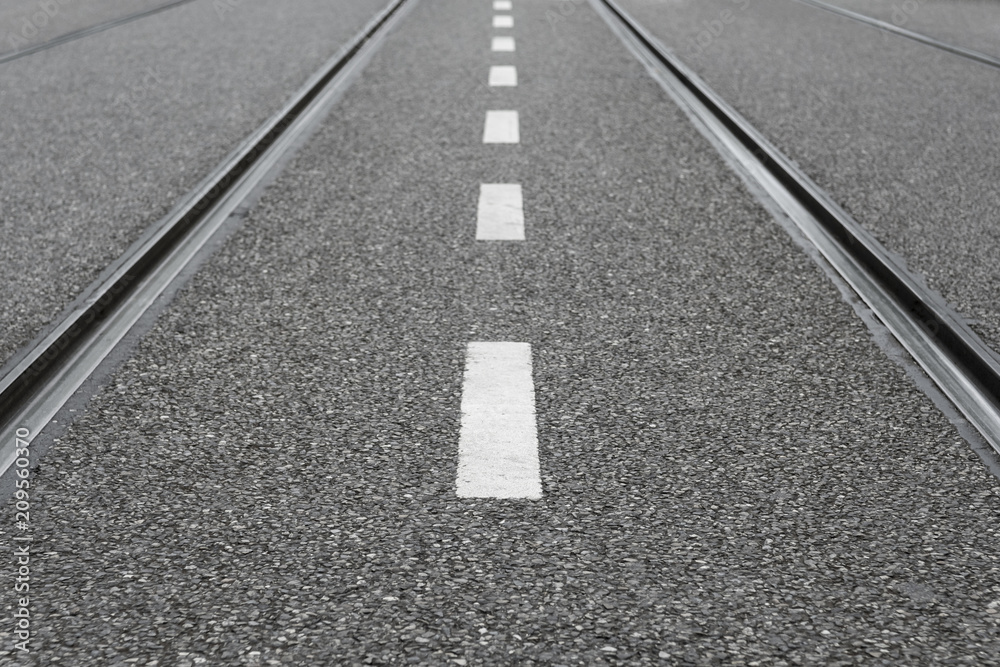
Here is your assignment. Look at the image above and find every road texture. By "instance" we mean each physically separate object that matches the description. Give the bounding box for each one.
[617,0,1000,360]
[2,0,1000,663]
[819,0,1000,59]
[0,0,386,367]
[0,0,179,59]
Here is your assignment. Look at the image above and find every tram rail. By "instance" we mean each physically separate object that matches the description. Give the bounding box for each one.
[593,0,1000,457]
[0,0,416,478]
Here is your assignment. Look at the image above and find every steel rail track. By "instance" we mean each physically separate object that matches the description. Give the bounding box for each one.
[791,0,1000,71]
[0,0,198,65]
[0,0,415,476]
[592,0,1000,455]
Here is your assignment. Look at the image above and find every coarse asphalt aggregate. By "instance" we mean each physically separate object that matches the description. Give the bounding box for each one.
[0,0,386,367]
[0,0,178,59]
[816,0,1000,59]
[618,0,1000,358]
[2,0,1000,663]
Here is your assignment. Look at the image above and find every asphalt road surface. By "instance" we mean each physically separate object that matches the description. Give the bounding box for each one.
[0,0,179,58]
[2,0,1000,664]
[619,0,1000,356]
[819,0,1000,58]
[0,0,385,366]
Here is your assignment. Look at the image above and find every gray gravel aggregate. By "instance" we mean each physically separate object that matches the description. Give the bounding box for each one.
[819,0,1000,60]
[617,0,1000,357]
[2,0,1000,664]
[0,0,178,59]
[0,0,385,367]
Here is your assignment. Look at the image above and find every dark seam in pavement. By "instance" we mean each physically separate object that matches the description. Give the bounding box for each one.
[0,0,411,441]
[0,0,198,65]
[791,0,1000,70]
[595,0,1000,455]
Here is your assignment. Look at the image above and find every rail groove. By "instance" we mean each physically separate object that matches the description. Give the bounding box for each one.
[593,0,1000,453]
[792,0,1000,71]
[0,0,198,65]
[0,0,413,474]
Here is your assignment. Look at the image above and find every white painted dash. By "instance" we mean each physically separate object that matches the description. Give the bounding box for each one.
[491,35,515,52]
[493,14,513,28]
[477,184,524,240]
[483,110,519,144]
[488,65,517,87]
[493,0,512,10]
[457,342,541,499]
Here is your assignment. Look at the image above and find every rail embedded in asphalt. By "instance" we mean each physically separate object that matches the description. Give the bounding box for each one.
[0,0,197,65]
[0,0,416,479]
[592,0,1000,457]
[792,0,1000,70]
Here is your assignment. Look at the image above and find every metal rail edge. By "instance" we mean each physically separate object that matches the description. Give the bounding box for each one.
[0,0,414,474]
[592,0,1000,453]
[0,0,198,65]
[792,0,1000,71]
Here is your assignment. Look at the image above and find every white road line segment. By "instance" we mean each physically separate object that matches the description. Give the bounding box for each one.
[493,14,514,28]
[488,65,517,87]
[483,110,519,143]
[457,342,541,499]
[493,0,512,10]
[477,184,524,240]
[491,35,515,52]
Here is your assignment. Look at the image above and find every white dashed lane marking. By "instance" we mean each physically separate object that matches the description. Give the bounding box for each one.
[493,14,513,28]
[483,110,519,143]
[493,0,512,9]
[488,65,517,86]
[477,184,524,240]
[491,35,515,52]
[457,342,541,500]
